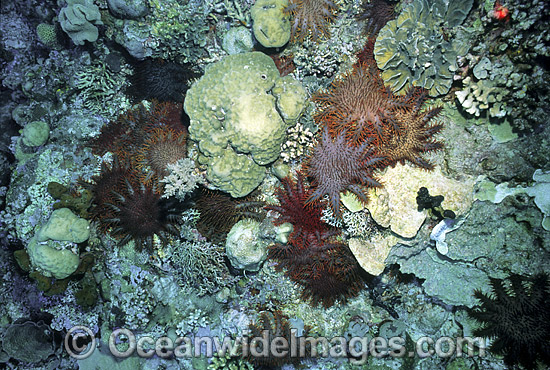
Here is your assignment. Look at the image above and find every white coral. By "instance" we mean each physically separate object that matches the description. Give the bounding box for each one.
[160,158,204,200]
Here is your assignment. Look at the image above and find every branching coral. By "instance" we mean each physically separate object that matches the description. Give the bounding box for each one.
[169,239,231,296]
[160,158,203,200]
[73,59,128,113]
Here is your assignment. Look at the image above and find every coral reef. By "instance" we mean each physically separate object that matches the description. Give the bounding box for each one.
[168,239,231,296]
[160,158,203,200]
[1,320,56,363]
[58,0,103,45]
[225,219,269,272]
[366,163,475,238]
[184,52,307,197]
[251,0,291,48]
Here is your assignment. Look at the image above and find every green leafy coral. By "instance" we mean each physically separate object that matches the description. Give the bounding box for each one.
[374,0,473,96]
[58,0,103,45]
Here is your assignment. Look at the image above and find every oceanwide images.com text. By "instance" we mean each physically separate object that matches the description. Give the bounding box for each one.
[66,326,486,365]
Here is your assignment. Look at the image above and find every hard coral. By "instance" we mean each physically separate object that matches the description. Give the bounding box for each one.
[468,273,550,370]
[305,126,383,218]
[285,0,338,42]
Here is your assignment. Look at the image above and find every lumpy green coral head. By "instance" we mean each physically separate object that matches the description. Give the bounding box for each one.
[37,208,91,244]
[225,219,268,272]
[26,237,80,279]
[251,0,291,48]
[206,149,266,199]
[22,121,49,147]
[185,51,306,197]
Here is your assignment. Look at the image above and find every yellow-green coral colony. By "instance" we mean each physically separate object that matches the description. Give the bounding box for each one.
[184,51,307,197]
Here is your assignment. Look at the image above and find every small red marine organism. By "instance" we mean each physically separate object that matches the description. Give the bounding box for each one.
[492,0,510,22]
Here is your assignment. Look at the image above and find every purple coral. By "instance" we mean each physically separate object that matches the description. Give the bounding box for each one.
[305,126,384,218]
